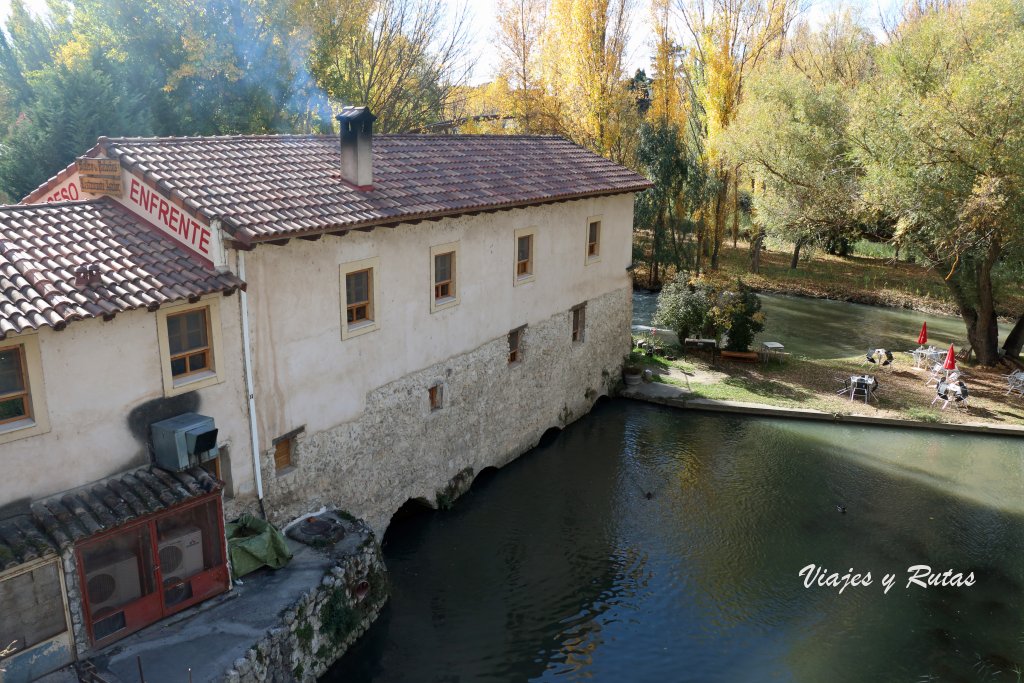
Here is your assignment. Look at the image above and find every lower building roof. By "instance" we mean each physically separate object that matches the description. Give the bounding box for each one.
[0,198,244,338]
[0,465,223,572]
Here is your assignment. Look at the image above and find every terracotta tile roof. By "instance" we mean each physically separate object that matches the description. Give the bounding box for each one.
[0,465,220,569]
[99,134,652,243]
[0,198,243,338]
[0,513,59,569]
[30,465,222,551]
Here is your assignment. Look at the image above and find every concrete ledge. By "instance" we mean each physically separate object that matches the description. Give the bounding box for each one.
[620,382,1024,437]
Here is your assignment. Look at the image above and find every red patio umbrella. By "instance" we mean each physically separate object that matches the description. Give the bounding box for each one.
[917,322,928,345]
[943,343,957,370]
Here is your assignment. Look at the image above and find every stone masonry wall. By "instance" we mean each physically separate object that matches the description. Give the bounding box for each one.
[261,284,632,536]
[221,527,388,683]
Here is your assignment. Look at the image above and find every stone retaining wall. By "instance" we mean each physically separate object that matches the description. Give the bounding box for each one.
[262,285,633,536]
[221,526,387,683]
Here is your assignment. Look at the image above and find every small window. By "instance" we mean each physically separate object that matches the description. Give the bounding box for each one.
[346,269,373,324]
[572,303,586,342]
[340,257,381,339]
[166,308,212,380]
[587,220,601,259]
[428,384,443,411]
[0,344,31,424]
[157,300,224,397]
[0,333,50,443]
[517,235,533,277]
[429,242,460,312]
[513,227,536,285]
[274,438,293,473]
[508,327,525,364]
[435,253,454,299]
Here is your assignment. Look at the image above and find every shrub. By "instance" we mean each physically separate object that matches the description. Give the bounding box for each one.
[721,279,765,352]
[654,274,765,352]
[653,273,717,341]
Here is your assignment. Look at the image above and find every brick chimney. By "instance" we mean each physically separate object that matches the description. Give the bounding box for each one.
[336,106,377,190]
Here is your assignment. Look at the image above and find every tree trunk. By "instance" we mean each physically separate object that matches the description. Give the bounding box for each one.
[1002,314,1024,359]
[789,237,806,270]
[731,172,739,249]
[749,229,764,273]
[710,168,730,270]
[945,241,1002,366]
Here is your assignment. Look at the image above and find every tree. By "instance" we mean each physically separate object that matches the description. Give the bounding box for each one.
[634,120,712,286]
[721,64,860,271]
[300,0,474,133]
[494,0,547,132]
[541,0,637,162]
[850,0,1024,365]
[0,53,151,200]
[676,0,798,268]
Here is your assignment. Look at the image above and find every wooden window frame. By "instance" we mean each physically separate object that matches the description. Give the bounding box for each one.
[572,303,587,343]
[429,242,460,313]
[428,384,443,411]
[0,343,32,425]
[513,228,536,285]
[0,333,50,445]
[157,298,224,397]
[165,308,212,381]
[345,269,373,324]
[508,326,526,365]
[340,257,381,340]
[272,426,304,475]
[585,215,602,264]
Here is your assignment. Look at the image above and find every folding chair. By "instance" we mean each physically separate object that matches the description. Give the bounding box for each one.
[925,363,945,387]
[951,382,969,411]
[931,380,951,409]
[861,350,877,367]
[880,350,894,372]
[850,378,871,403]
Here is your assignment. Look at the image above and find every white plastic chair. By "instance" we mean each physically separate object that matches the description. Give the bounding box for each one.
[924,363,945,387]
[931,381,951,409]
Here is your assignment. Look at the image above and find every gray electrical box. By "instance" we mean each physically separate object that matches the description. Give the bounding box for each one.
[151,413,219,471]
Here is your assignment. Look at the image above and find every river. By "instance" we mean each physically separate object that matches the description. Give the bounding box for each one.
[325,400,1024,682]
[633,290,1011,360]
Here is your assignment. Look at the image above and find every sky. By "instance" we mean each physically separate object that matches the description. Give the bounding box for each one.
[1,0,901,85]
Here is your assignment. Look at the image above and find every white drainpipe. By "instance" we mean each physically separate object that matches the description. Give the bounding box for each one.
[238,250,265,510]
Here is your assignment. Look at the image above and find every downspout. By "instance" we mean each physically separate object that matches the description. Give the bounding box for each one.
[238,249,266,518]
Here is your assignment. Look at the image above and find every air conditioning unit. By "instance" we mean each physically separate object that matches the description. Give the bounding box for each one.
[151,413,219,471]
[159,526,205,606]
[85,552,142,615]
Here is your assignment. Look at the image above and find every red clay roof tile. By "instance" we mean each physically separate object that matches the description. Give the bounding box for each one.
[98,134,651,243]
[0,198,243,337]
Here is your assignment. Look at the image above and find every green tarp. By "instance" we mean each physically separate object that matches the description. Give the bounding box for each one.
[225,513,292,578]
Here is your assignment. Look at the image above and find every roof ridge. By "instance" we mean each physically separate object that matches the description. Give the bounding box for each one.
[2,198,108,212]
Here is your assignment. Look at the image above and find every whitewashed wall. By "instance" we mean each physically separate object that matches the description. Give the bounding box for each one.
[0,295,254,508]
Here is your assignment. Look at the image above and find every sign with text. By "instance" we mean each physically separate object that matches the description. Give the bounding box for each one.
[125,177,213,261]
[76,157,123,196]
[37,172,84,203]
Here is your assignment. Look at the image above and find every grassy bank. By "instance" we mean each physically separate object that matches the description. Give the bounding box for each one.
[633,240,1024,320]
[631,343,1024,427]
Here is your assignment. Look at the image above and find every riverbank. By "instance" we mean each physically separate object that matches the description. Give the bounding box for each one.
[629,347,1024,428]
[622,376,1024,437]
[632,240,1024,321]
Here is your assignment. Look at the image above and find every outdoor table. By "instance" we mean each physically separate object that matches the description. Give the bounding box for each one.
[684,338,718,363]
[912,347,942,368]
[849,374,878,403]
[760,341,785,363]
[1006,371,1024,397]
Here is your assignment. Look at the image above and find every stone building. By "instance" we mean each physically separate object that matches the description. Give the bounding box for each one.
[0,107,649,680]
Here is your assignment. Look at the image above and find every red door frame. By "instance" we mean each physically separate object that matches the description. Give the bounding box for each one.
[75,491,229,648]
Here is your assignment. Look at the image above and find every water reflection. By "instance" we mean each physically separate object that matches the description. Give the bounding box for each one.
[326,401,1024,683]
[633,290,1010,360]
